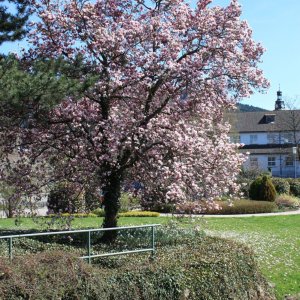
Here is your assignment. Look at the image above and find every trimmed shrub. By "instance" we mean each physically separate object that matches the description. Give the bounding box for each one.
[118,211,160,217]
[275,194,300,209]
[141,201,176,213]
[204,200,277,215]
[237,168,265,198]
[249,177,263,200]
[288,179,300,197]
[249,176,276,201]
[48,212,97,218]
[272,178,290,195]
[260,176,276,202]
[0,235,275,300]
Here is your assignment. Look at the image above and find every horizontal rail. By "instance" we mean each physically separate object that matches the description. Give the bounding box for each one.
[80,248,154,259]
[0,224,161,239]
[0,224,160,263]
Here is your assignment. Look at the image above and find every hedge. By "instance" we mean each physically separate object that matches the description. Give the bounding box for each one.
[176,199,277,215]
[206,200,277,215]
[118,211,160,217]
[0,235,275,300]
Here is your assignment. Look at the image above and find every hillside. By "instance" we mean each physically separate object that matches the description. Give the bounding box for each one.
[237,103,267,112]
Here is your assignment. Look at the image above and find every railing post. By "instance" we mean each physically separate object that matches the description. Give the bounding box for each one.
[87,231,91,264]
[151,225,155,260]
[8,237,13,260]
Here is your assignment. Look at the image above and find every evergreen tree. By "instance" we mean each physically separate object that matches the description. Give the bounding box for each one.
[0,54,97,128]
[0,0,30,45]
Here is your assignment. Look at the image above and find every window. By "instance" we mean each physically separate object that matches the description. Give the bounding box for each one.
[230,134,240,143]
[281,133,293,144]
[250,156,258,168]
[268,156,276,167]
[267,133,278,144]
[264,114,275,124]
[285,155,294,166]
[250,134,258,144]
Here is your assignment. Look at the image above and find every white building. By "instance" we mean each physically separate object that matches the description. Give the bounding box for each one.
[229,91,300,178]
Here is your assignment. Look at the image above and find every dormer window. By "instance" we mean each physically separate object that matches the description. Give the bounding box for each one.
[265,114,275,124]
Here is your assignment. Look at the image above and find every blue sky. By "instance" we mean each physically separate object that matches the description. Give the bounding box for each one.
[1,0,300,110]
[208,0,300,110]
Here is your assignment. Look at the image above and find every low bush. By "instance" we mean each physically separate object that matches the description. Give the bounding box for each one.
[92,208,105,217]
[275,194,300,209]
[205,199,277,215]
[47,182,84,214]
[118,211,160,217]
[142,202,176,213]
[0,233,275,299]
[171,199,277,215]
[272,178,290,194]
[48,212,97,218]
[119,193,140,212]
[287,179,300,197]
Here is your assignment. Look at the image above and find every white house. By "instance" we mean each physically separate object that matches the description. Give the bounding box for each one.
[228,91,300,178]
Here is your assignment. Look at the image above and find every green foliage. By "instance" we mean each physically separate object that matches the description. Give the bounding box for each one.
[142,202,176,213]
[249,176,276,201]
[118,211,160,217]
[92,208,105,217]
[272,178,290,194]
[275,194,300,209]
[237,168,265,198]
[0,55,97,127]
[260,176,276,202]
[119,193,140,212]
[0,233,275,300]
[287,179,300,197]
[249,176,263,200]
[0,182,20,218]
[47,182,84,214]
[0,0,30,45]
[48,212,97,218]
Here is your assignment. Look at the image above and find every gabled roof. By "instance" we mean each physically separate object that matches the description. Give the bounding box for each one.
[227,110,300,133]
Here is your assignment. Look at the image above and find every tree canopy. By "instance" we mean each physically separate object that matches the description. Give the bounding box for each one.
[0,0,268,230]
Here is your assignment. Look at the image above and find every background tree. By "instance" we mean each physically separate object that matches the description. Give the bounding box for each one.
[0,0,268,240]
[0,0,30,45]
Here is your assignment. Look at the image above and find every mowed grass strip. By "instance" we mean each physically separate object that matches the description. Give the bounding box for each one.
[0,214,299,298]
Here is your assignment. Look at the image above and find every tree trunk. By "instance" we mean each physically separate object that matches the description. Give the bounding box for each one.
[101,173,122,243]
[7,200,14,218]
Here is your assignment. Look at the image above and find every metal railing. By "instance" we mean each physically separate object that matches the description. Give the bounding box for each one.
[0,224,160,264]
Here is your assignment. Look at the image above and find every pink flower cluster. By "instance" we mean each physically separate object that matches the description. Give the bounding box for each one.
[1,0,268,207]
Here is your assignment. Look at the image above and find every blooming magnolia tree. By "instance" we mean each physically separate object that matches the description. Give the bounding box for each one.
[0,0,268,232]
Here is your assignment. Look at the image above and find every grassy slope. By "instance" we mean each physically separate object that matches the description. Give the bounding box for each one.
[0,215,299,299]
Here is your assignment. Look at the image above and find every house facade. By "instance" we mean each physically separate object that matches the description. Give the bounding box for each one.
[229,91,300,178]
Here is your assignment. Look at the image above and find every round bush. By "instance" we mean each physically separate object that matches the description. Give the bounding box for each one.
[260,176,276,202]
[249,177,263,200]
[47,182,84,213]
[288,179,300,197]
[271,178,290,195]
[249,176,276,202]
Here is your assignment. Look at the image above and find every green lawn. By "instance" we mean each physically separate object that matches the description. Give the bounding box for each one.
[0,214,299,299]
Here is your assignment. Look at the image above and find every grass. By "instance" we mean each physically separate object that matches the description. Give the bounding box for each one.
[0,214,299,299]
